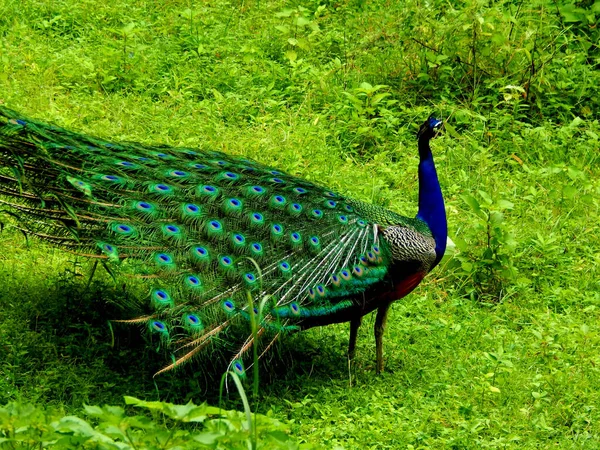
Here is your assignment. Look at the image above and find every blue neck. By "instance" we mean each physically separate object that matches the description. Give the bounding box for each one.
[415,136,447,267]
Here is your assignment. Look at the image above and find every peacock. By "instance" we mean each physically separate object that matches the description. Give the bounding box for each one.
[0,107,445,376]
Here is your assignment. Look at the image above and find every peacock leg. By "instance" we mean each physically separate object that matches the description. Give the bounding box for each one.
[374,302,391,374]
[348,316,362,360]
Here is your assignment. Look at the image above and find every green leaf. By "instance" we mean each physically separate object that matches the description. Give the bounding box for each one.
[478,190,493,205]
[285,50,297,62]
[295,16,311,27]
[274,25,290,34]
[83,405,104,417]
[496,199,514,210]
[489,211,504,225]
[275,9,294,17]
[562,185,576,199]
[193,432,222,444]
[443,122,460,138]
[461,194,481,214]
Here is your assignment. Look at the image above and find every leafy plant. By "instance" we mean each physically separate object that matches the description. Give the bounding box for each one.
[329,82,399,154]
[451,190,518,302]
[0,397,304,449]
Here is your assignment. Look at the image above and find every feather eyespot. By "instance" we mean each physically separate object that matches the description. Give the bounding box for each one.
[271,224,284,236]
[224,198,243,214]
[156,253,173,264]
[208,220,222,231]
[150,183,173,194]
[199,185,219,196]
[223,299,236,313]
[182,313,203,333]
[232,360,245,376]
[98,242,119,261]
[187,276,199,285]
[316,285,326,296]
[151,289,173,308]
[308,236,321,252]
[290,303,301,316]
[271,195,286,207]
[330,274,341,287]
[250,212,264,225]
[162,224,182,238]
[116,161,136,167]
[232,233,246,245]
[311,209,323,219]
[185,314,200,325]
[353,265,366,277]
[244,273,258,287]
[194,246,208,256]
[112,223,135,236]
[151,321,165,331]
[249,185,266,194]
[184,203,201,215]
[136,201,153,210]
[279,261,291,274]
[220,256,233,266]
[191,246,210,262]
[185,275,201,286]
[340,269,352,281]
[150,320,168,334]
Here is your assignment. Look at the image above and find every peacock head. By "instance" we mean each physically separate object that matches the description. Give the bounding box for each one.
[417,116,443,140]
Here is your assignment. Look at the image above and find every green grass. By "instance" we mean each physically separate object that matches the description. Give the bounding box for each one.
[1,0,600,448]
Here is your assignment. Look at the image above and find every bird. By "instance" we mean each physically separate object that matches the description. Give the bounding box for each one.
[0,107,446,376]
